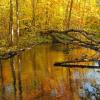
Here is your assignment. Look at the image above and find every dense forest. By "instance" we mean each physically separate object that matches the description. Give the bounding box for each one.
[0,0,100,57]
[0,1,100,100]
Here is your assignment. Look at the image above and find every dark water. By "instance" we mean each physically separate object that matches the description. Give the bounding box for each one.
[0,44,100,100]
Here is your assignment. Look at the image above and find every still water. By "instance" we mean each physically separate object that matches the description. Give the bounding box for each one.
[0,44,100,100]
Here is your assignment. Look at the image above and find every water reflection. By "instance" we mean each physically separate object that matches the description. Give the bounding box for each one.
[0,60,5,100]
[0,44,100,100]
[10,58,17,100]
[17,55,23,100]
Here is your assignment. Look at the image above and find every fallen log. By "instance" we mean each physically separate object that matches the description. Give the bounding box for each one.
[54,60,100,68]
[54,59,100,63]
[40,29,98,43]
[0,42,41,60]
[54,63,100,69]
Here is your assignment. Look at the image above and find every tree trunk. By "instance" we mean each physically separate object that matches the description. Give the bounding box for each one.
[32,0,36,32]
[16,0,19,44]
[81,0,86,27]
[9,0,14,46]
[64,0,70,29]
[67,0,73,29]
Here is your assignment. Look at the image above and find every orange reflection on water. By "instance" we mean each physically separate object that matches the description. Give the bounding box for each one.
[0,44,99,100]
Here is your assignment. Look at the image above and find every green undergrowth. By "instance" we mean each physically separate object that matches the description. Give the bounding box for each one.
[94,34,100,38]
[0,33,52,55]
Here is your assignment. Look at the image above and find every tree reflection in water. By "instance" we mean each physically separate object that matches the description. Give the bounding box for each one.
[79,70,100,100]
[0,44,100,100]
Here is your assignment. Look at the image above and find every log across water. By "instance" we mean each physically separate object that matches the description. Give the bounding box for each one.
[54,63,100,68]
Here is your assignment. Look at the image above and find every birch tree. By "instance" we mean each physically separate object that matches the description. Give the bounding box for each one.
[9,0,14,45]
